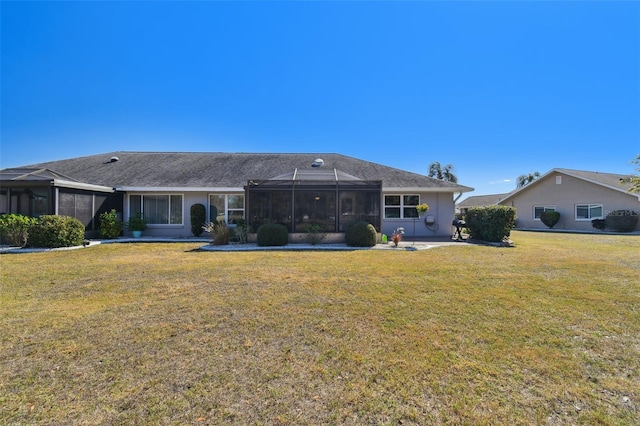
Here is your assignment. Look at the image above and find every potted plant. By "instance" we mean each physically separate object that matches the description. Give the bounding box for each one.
[390,227,405,247]
[416,203,430,217]
[127,212,147,237]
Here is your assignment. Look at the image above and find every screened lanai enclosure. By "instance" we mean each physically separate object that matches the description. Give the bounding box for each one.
[245,168,382,233]
[0,168,122,238]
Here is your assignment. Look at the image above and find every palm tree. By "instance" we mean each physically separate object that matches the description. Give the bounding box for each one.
[620,154,640,193]
[516,171,541,188]
[428,161,458,183]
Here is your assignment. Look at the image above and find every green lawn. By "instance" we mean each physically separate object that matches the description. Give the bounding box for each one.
[1,231,638,425]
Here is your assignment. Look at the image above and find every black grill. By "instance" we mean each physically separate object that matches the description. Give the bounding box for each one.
[452,219,466,240]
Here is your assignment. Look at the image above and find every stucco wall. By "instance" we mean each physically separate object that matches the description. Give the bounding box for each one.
[500,173,640,231]
[381,192,456,238]
[127,190,460,238]
[125,192,211,238]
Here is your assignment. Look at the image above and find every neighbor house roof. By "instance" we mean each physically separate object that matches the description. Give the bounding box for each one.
[6,152,474,193]
[499,168,638,204]
[457,193,511,209]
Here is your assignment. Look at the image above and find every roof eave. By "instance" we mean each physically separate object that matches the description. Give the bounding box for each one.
[52,179,115,193]
[117,186,244,192]
[384,186,474,193]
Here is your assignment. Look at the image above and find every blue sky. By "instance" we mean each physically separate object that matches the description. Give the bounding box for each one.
[2,1,639,199]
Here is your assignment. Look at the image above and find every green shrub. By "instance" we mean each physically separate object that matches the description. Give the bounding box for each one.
[190,204,206,237]
[99,209,123,239]
[126,213,147,232]
[605,210,639,233]
[345,221,377,247]
[257,223,288,246]
[0,214,36,247]
[465,206,516,242]
[230,219,248,244]
[539,210,560,229]
[303,223,327,245]
[203,221,231,245]
[29,215,85,248]
[591,219,606,230]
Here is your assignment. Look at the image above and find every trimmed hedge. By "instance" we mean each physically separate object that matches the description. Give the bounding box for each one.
[0,214,36,247]
[605,210,639,233]
[465,206,516,243]
[190,204,206,237]
[345,221,377,247]
[257,223,288,246]
[99,209,123,239]
[29,215,86,248]
[539,210,560,229]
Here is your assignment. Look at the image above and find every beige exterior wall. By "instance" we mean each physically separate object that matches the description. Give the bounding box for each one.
[125,192,213,238]
[499,173,640,231]
[381,191,456,238]
[126,190,460,238]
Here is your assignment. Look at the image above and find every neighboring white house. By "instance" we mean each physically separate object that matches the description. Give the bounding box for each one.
[1,152,474,239]
[497,168,640,231]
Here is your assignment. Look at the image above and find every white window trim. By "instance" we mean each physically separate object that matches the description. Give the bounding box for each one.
[533,205,556,220]
[384,194,420,219]
[128,193,184,226]
[575,203,603,221]
[208,193,245,224]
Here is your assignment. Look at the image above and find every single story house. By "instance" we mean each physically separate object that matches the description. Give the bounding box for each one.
[497,168,640,231]
[0,152,474,239]
[456,193,510,215]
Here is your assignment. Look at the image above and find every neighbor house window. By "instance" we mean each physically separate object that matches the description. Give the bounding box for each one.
[534,205,556,220]
[384,194,420,219]
[209,194,245,224]
[130,194,183,225]
[576,204,603,220]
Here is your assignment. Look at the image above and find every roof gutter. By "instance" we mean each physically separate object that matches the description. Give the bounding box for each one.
[116,186,244,192]
[52,179,115,193]
[117,185,476,194]
[384,186,474,193]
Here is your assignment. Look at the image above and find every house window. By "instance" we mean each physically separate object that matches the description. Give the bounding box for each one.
[209,194,245,224]
[576,204,603,220]
[130,194,183,225]
[534,205,556,220]
[384,194,420,219]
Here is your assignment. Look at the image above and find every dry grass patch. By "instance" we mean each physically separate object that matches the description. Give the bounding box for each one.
[1,232,638,424]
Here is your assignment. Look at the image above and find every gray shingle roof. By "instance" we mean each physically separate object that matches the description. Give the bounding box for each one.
[457,193,511,208]
[0,168,81,182]
[555,168,634,191]
[8,151,474,192]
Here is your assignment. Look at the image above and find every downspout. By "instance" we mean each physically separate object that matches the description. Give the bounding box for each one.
[291,178,296,233]
[335,179,340,232]
[54,187,59,215]
[244,183,249,231]
[453,191,464,203]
